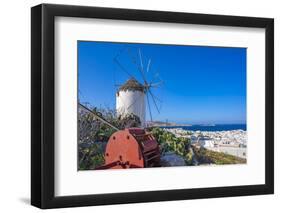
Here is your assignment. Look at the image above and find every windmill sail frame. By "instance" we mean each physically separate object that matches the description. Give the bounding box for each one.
[114,46,163,125]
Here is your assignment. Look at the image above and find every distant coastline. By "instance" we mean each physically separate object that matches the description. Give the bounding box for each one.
[157,124,247,131]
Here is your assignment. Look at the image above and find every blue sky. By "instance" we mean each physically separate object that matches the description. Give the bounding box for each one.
[78,41,246,124]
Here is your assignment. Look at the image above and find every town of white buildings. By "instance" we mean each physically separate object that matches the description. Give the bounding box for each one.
[163,128,247,159]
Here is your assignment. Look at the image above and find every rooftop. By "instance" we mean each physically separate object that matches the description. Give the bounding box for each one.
[118,78,145,92]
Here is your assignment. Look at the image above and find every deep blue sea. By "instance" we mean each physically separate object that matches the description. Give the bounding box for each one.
[162,124,246,131]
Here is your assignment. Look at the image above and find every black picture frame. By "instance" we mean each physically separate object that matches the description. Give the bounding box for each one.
[31,3,274,209]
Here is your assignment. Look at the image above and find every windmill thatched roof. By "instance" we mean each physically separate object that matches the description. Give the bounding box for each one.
[118,78,145,92]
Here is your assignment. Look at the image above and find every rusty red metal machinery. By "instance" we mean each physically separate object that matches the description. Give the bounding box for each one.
[79,103,161,170]
[98,128,161,169]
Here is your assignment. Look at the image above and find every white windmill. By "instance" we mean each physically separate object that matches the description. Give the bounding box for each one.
[114,47,163,127]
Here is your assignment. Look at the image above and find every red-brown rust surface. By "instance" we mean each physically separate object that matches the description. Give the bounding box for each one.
[105,129,145,169]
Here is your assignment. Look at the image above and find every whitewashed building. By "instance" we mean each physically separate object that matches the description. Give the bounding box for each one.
[116,78,146,127]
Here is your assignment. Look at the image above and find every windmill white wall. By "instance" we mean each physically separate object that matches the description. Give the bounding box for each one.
[116,90,146,127]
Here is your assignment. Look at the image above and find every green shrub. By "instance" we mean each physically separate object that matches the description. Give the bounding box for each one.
[79,143,105,170]
[151,127,192,164]
[192,146,246,165]
[78,103,142,170]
